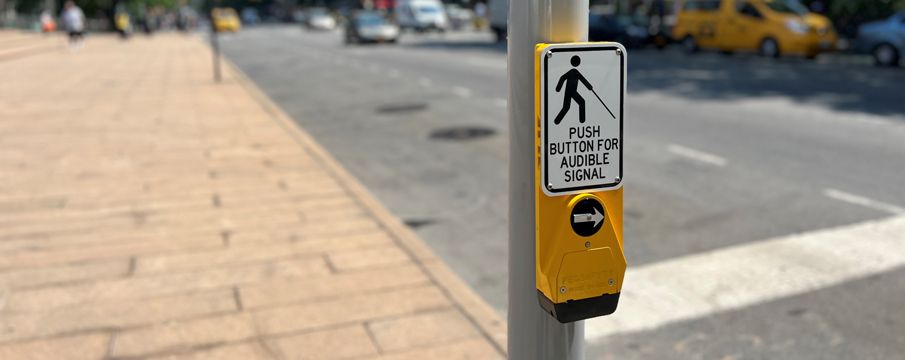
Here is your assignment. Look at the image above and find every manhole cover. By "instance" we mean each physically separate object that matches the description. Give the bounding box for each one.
[376,103,429,114]
[429,126,497,141]
[403,218,436,229]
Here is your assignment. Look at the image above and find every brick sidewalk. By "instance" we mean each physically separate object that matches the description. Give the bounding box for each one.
[0,30,61,61]
[0,34,504,359]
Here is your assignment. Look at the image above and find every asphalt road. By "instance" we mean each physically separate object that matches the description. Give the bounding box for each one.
[221,26,905,359]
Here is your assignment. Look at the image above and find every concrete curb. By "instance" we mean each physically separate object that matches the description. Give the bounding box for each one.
[221,55,508,355]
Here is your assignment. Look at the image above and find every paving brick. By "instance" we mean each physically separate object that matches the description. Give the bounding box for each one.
[267,325,378,360]
[369,338,504,360]
[252,286,450,336]
[111,313,256,358]
[134,231,389,275]
[0,234,222,269]
[0,227,216,255]
[229,220,384,245]
[0,333,110,360]
[5,256,328,312]
[145,342,275,360]
[367,309,479,352]
[240,264,430,309]
[0,290,237,342]
[327,246,412,272]
[0,259,129,289]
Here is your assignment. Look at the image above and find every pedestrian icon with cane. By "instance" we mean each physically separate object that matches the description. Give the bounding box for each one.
[553,55,616,125]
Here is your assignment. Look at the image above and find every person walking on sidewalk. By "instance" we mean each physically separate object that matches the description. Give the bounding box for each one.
[61,1,86,49]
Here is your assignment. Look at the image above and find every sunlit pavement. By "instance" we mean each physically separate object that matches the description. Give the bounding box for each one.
[222,25,905,359]
[0,34,505,359]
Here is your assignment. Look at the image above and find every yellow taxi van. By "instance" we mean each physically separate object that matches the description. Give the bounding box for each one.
[673,0,837,58]
[212,8,242,33]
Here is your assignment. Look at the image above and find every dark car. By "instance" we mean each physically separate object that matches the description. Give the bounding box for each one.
[853,12,905,67]
[588,13,650,48]
[344,11,400,44]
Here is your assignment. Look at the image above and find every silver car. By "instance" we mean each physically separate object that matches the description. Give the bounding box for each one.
[854,12,905,67]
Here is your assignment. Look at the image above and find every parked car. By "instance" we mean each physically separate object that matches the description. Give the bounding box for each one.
[345,11,400,44]
[853,12,905,67]
[306,8,337,30]
[211,8,241,33]
[395,0,449,32]
[292,9,307,24]
[673,0,837,59]
[589,13,650,48]
[240,8,260,25]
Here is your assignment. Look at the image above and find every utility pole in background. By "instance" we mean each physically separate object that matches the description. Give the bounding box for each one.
[208,1,221,83]
[507,0,590,359]
[210,26,221,83]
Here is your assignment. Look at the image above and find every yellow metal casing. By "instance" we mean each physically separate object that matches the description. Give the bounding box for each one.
[534,43,627,323]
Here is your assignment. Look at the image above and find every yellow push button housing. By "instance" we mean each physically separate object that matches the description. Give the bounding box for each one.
[534,42,627,323]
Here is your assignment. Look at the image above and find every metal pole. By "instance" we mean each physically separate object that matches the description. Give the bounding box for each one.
[210,25,221,83]
[507,0,588,359]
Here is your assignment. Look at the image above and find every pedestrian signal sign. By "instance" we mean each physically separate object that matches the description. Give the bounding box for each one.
[539,43,624,196]
[535,43,627,323]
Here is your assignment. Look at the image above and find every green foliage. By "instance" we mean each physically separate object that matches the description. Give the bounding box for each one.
[67,0,178,16]
[14,0,45,13]
[802,0,905,37]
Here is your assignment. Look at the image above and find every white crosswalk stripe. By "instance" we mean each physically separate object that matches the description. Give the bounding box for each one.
[586,214,905,340]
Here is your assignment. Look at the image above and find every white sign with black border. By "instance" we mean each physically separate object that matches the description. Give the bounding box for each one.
[540,43,625,197]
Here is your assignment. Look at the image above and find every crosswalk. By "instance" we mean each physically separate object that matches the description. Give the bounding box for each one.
[586,214,905,341]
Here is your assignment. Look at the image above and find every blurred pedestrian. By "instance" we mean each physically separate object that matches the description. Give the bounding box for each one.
[40,10,57,33]
[61,1,86,49]
[115,12,131,39]
[474,1,487,30]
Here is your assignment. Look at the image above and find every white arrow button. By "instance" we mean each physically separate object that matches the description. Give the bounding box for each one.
[572,207,604,227]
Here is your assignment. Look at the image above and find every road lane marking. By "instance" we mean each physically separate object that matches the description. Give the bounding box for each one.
[585,214,905,340]
[452,87,472,98]
[388,69,401,78]
[667,144,728,167]
[493,98,507,108]
[824,188,905,215]
[418,77,432,88]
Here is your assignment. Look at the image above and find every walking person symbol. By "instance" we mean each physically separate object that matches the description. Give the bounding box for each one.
[553,55,616,125]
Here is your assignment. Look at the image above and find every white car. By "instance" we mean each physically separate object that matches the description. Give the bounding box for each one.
[395,0,449,32]
[306,8,336,30]
[345,11,400,44]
